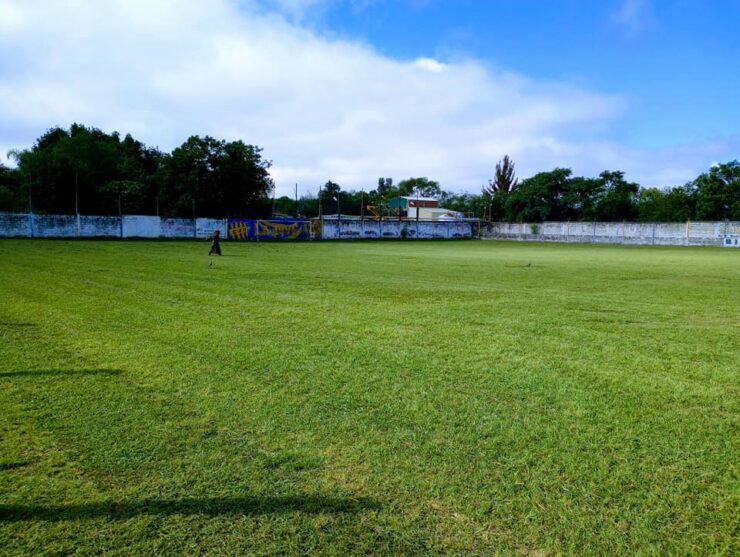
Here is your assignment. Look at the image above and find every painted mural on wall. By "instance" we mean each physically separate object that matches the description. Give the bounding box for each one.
[227,218,313,240]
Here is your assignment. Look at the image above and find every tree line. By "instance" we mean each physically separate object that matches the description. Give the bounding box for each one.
[1,124,738,221]
[1,124,273,218]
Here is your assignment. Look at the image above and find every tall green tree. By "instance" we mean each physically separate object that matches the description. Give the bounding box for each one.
[397,177,442,198]
[160,136,273,218]
[0,162,21,211]
[693,161,740,220]
[593,171,639,221]
[505,168,572,221]
[484,155,519,196]
[483,155,519,219]
[8,124,162,215]
[438,191,488,218]
[637,185,695,222]
[376,177,394,198]
[319,181,343,214]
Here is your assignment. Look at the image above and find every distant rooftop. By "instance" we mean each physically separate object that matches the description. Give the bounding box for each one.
[399,196,439,202]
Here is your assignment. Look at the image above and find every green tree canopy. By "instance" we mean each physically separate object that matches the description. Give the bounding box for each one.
[397,177,442,198]
[693,161,740,220]
[8,124,162,215]
[159,136,273,218]
[593,171,639,221]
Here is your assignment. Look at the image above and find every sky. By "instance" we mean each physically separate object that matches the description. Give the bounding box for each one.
[0,0,738,196]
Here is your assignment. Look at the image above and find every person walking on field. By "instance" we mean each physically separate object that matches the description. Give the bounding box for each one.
[209,229,222,256]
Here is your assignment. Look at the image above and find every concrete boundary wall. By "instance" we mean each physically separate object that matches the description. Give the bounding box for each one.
[0,212,475,240]
[0,212,227,239]
[319,219,474,239]
[482,221,740,247]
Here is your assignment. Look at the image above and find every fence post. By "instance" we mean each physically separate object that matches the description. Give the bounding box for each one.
[651,222,656,245]
[28,212,34,238]
[686,220,691,246]
[592,221,596,243]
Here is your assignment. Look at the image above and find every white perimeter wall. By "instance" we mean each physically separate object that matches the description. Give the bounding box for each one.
[5,212,736,246]
[319,219,473,239]
[0,213,227,239]
[482,221,740,247]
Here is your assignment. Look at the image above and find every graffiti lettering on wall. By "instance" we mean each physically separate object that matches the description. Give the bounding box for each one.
[227,219,313,240]
[229,220,250,239]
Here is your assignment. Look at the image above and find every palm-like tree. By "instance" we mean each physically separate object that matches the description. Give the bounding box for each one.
[482,155,518,220]
[483,155,518,197]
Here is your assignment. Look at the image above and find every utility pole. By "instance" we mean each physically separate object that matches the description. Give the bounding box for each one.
[295,183,299,218]
[75,170,80,236]
[416,188,419,238]
[75,171,79,216]
[28,171,33,214]
[318,185,323,240]
[28,170,34,238]
[118,192,123,238]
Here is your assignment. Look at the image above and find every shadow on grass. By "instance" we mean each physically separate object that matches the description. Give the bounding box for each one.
[0,369,122,378]
[0,461,35,471]
[0,495,379,522]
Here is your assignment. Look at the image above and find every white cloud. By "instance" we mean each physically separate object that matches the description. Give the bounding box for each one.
[611,0,653,35]
[0,0,732,194]
[414,57,449,73]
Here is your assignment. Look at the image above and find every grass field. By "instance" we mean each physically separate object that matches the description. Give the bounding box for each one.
[0,239,738,555]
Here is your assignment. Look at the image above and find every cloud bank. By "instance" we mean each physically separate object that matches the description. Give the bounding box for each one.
[0,0,735,195]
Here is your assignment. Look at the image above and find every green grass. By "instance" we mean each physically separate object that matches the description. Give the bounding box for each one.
[0,239,738,555]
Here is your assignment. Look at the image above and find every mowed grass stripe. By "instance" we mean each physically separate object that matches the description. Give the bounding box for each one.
[0,239,738,555]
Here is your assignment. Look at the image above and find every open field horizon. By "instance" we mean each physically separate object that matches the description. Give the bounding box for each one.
[1,240,738,555]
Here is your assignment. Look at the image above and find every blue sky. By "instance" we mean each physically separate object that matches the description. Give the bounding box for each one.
[0,0,738,194]
[309,0,739,148]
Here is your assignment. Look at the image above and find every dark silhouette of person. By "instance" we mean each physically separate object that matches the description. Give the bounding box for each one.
[209,229,222,256]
